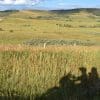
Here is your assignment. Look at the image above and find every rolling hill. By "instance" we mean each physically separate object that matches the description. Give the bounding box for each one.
[0,8,100,18]
[0,8,100,45]
[51,8,100,16]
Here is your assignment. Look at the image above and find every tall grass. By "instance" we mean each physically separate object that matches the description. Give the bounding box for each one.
[0,45,100,99]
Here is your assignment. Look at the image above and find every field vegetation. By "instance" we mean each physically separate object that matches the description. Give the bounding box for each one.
[0,45,100,99]
[0,8,100,45]
[0,8,100,99]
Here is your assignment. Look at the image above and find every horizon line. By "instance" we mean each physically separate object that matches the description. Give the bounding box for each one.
[0,7,100,11]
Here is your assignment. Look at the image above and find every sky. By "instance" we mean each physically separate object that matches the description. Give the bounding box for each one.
[0,0,100,11]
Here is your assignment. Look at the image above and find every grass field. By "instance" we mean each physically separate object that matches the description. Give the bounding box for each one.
[0,45,100,99]
[0,9,100,45]
[0,9,100,99]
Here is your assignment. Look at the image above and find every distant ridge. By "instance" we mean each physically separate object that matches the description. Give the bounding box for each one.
[50,8,100,16]
[0,10,19,17]
[0,8,100,12]
[0,8,100,17]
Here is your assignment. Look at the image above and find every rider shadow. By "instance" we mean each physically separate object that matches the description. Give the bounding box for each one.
[35,67,100,100]
[35,73,75,100]
[88,67,100,99]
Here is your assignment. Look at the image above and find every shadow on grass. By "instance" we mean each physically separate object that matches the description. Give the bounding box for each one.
[35,67,100,100]
[0,67,100,100]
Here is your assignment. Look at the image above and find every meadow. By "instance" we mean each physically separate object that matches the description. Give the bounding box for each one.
[0,45,100,100]
[0,9,100,45]
[0,9,100,99]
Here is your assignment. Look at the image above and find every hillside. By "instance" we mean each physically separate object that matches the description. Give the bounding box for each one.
[0,8,100,45]
[0,8,100,17]
[0,10,19,17]
[51,8,100,16]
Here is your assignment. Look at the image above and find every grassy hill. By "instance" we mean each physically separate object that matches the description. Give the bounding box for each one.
[51,8,100,16]
[0,8,100,99]
[0,8,100,45]
[0,10,19,18]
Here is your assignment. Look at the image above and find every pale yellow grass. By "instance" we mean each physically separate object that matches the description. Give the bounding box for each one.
[0,45,100,52]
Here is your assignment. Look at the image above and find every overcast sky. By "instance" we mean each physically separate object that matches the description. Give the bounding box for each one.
[0,0,100,10]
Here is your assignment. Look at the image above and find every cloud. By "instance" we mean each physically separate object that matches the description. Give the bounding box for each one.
[0,0,42,5]
[58,2,66,6]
